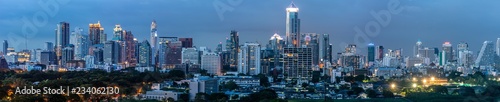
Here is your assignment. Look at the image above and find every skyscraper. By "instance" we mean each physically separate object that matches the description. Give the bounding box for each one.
[70,27,89,60]
[237,43,261,75]
[457,42,473,67]
[321,34,332,63]
[104,41,121,64]
[268,33,285,71]
[182,48,199,64]
[442,42,453,63]
[286,2,301,47]
[284,47,312,79]
[375,46,384,61]
[496,38,500,56]
[138,40,152,67]
[179,38,193,48]
[301,33,320,65]
[113,25,123,41]
[226,30,239,71]
[45,42,53,51]
[151,20,158,65]
[476,41,496,66]
[123,31,136,67]
[61,45,74,67]
[367,43,375,63]
[414,40,422,57]
[55,22,70,65]
[89,21,105,45]
[2,40,7,55]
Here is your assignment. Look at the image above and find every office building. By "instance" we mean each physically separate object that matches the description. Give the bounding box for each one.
[442,42,453,63]
[226,30,239,71]
[367,43,375,63]
[182,48,199,64]
[286,2,301,47]
[104,41,121,64]
[475,41,496,66]
[189,77,219,100]
[2,40,7,55]
[301,33,320,65]
[138,40,152,67]
[89,21,105,45]
[70,27,89,60]
[45,42,53,51]
[61,45,74,66]
[179,38,193,48]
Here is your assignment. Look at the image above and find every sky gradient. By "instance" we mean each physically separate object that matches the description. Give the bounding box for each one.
[1,0,500,56]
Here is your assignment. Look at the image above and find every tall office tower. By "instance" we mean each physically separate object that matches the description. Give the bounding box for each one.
[2,40,7,55]
[84,55,95,68]
[476,41,496,66]
[237,43,261,75]
[55,22,70,65]
[414,40,422,57]
[182,48,199,64]
[30,49,42,63]
[45,42,53,51]
[301,33,320,65]
[17,50,31,63]
[286,2,301,47]
[367,43,375,63]
[150,20,158,65]
[70,27,89,60]
[201,52,222,76]
[497,38,500,56]
[40,51,56,65]
[268,33,285,70]
[375,46,384,61]
[90,45,104,65]
[89,21,105,45]
[61,45,74,67]
[345,44,357,54]
[138,40,152,67]
[104,41,121,64]
[418,47,437,64]
[284,47,312,79]
[123,31,136,66]
[179,38,193,48]
[321,34,332,63]
[442,42,453,63]
[113,25,123,41]
[216,42,223,54]
[157,37,168,68]
[226,30,239,71]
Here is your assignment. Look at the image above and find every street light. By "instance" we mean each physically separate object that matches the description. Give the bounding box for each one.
[423,79,427,83]
[391,83,396,89]
[412,83,417,88]
[431,77,435,81]
[413,77,417,82]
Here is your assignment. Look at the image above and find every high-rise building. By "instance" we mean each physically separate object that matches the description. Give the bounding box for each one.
[226,30,239,71]
[2,40,7,55]
[179,38,193,48]
[418,47,437,64]
[113,25,123,41]
[201,52,221,76]
[237,43,261,75]
[301,33,320,65]
[45,42,53,51]
[367,43,375,63]
[475,41,496,66]
[30,49,42,63]
[151,20,158,65]
[90,44,104,65]
[138,40,152,67]
[321,34,332,63]
[61,45,74,66]
[89,21,105,45]
[104,41,121,64]
[70,27,89,60]
[284,47,312,79]
[497,38,500,56]
[123,31,136,67]
[267,33,285,73]
[216,42,223,54]
[55,22,70,65]
[40,51,56,65]
[182,48,199,64]
[414,40,422,57]
[345,44,357,54]
[442,42,453,63]
[286,2,301,47]
[375,46,384,61]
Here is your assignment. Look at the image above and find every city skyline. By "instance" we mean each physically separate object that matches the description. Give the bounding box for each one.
[2,0,500,56]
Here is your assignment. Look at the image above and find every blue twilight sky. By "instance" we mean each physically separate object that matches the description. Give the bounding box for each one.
[1,0,500,56]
